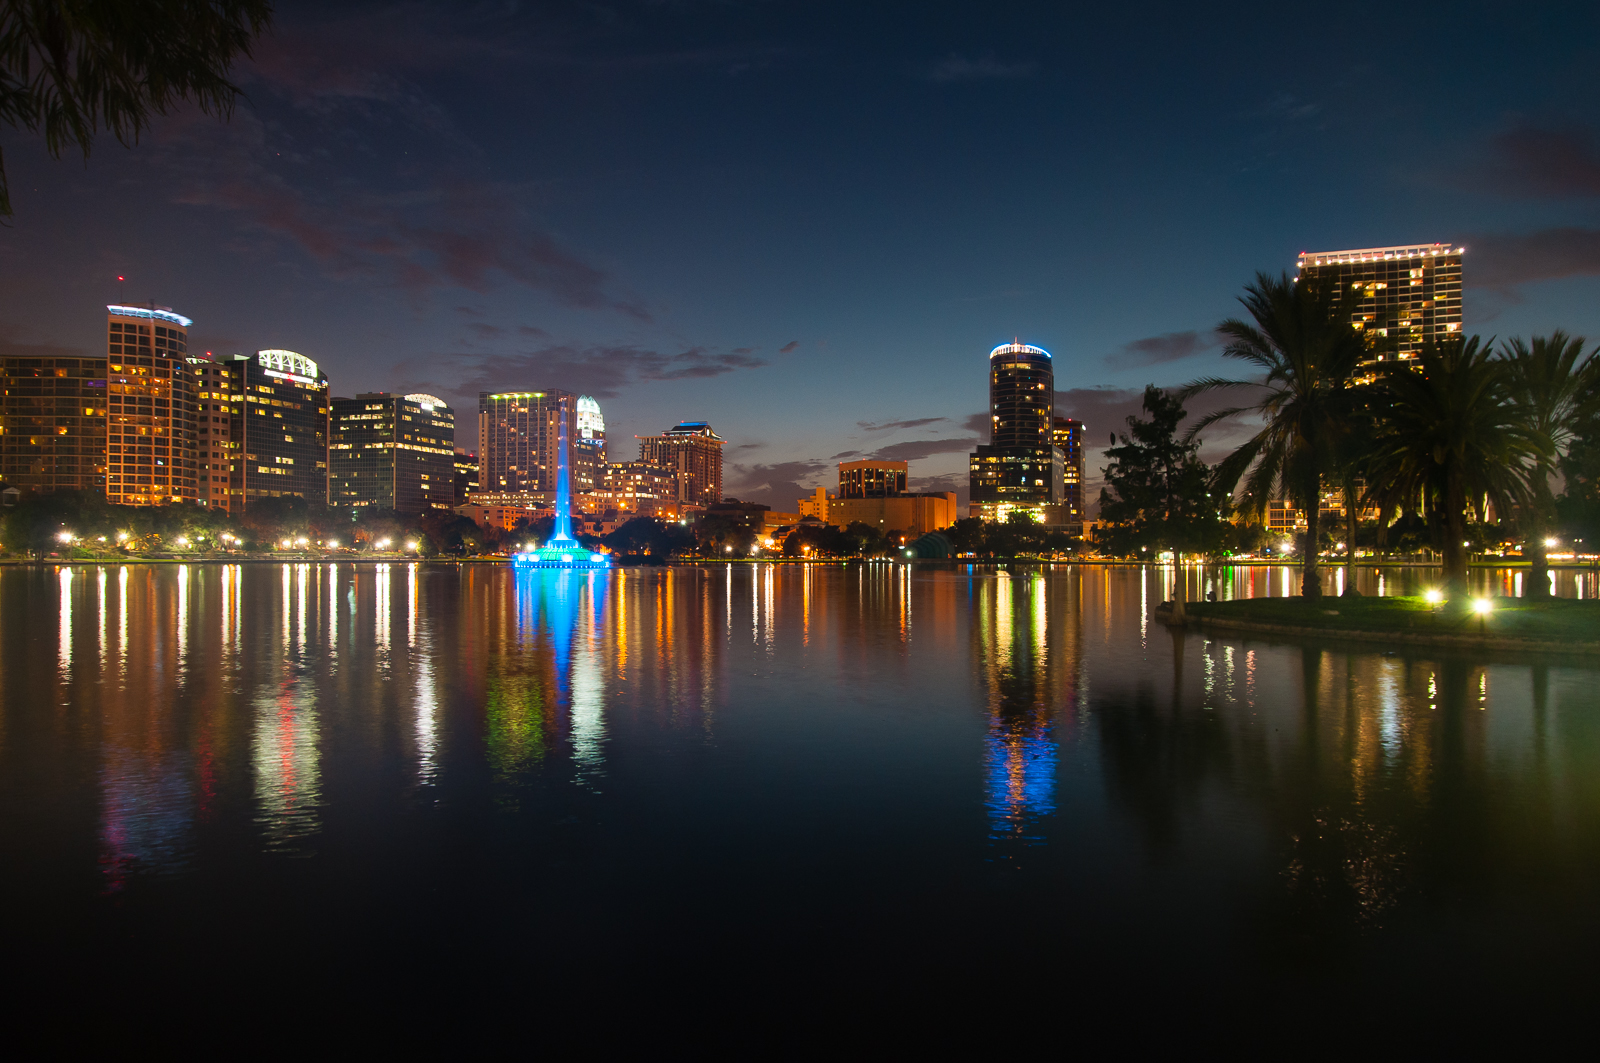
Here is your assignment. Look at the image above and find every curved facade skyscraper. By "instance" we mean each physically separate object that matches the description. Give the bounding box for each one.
[988,342,1055,449]
[969,341,1066,523]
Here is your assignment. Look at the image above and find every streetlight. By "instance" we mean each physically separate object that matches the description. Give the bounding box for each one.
[58,531,73,543]
[1544,537,1559,548]
[296,537,309,547]
[1472,597,1492,634]
[327,539,339,549]
[281,538,292,548]
[405,541,418,552]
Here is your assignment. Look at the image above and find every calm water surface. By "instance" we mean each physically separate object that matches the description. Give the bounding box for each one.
[4,562,1599,1044]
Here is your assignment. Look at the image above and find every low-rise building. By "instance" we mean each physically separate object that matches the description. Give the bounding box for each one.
[826,493,958,538]
[456,499,551,532]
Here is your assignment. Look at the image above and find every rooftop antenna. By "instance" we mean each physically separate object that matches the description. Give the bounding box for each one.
[116,275,124,302]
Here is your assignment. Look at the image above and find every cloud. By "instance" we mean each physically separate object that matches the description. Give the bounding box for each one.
[927,52,1038,82]
[736,442,766,450]
[1463,227,1600,290]
[829,450,862,460]
[517,325,550,337]
[1104,329,1222,368]
[138,9,653,318]
[962,411,990,439]
[1480,124,1600,199]
[857,417,948,432]
[725,460,829,509]
[866,437,980,462]
[910,472,969,509]
[468,323,503,338]
[392,342,767,405]
[779,340,799,354]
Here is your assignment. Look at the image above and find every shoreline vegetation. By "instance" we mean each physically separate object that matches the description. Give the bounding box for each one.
[1159,595,1600,653]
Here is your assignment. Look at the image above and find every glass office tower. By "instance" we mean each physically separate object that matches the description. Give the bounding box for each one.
[330,392,456,514]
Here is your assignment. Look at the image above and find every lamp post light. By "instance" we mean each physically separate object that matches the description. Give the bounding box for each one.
[1472,597,1492,635]
[405,541,418,553]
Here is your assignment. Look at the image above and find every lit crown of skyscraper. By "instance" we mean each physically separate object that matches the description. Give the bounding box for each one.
[989,341,1051,359]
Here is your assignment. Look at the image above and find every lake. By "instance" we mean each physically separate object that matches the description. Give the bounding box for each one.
[3,561,1598,1047]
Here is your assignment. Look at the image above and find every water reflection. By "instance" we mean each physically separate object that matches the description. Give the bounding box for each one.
[974,570,1073,845]
[4,560,1600,1006]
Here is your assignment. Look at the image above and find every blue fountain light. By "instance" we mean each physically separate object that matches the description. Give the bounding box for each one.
[514,399,612,570]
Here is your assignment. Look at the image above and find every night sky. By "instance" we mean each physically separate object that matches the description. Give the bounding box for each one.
[3,1,1599,509]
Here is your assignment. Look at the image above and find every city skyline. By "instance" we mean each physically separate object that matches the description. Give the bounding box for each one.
[2,2,1599,513]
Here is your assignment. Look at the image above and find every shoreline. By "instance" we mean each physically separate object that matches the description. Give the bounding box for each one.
[1163,598,1600,655]
[4,556,1597,569]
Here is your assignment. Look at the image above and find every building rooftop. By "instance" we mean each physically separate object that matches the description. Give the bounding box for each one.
[1298,243,1463,265]
[989,341,1051,359]
[656,421,725,440]
[107,304,192,327]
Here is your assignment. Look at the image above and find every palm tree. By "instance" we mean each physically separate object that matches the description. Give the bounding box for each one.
[1501,333,1596,598]
[1183,272,1369,600]
[1365,337,1548,602]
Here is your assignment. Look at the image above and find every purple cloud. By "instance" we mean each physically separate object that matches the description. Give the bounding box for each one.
[1481,125,1600,199]
[1463,227,1600,290]
[725,460,830,509]
[393,343,767,405]
[779,340,800,354]
[867,437,980,462]
[857,417,949,432]
[1105,329,1222,368]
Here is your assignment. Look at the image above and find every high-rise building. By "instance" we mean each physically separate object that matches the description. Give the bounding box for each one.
[193,354,241,510]
[329,393,456,514]
[103,305,201,506]
[593,460,680,517]
[454,447,479,503]
[207,350,330,506]
[477,390,600,502]
[839,459,907,498]
[1052,416,1084,523]
[637,421,725,505]
[1296,243,1463,365]
[1,305,134,496]
[969,342,1065,522]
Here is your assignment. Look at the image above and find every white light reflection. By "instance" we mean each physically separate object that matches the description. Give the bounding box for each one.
[176,565,188,668]
[570,584,606,786]
[58,568,72,676]
[118,567,129,679]
[1378,663,1402,758]
[297,563,309,649]
[98,569,108,672]
[414,619,438,788]
[375,563,392,670]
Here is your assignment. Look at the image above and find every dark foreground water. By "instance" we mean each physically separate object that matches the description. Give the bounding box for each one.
[4,562,1599,1047]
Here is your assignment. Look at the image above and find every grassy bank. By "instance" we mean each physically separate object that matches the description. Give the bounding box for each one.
[1185,595,1600,645]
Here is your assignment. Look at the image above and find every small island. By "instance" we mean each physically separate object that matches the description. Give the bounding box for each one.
[1163,595,1600,653]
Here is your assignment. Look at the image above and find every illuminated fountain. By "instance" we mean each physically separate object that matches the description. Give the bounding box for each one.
[513,398,611,569]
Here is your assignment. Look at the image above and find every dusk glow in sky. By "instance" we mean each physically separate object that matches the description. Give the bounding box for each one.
[4,0,1600,508]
